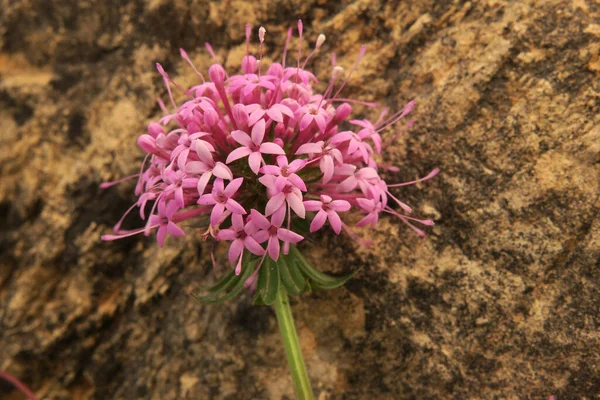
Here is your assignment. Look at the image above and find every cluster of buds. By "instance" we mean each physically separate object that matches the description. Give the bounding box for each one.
[102,21,437,284]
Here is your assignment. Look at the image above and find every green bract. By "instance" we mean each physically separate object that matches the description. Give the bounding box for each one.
[193,246,355,305]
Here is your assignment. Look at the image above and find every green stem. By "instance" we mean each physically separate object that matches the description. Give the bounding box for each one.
[273,287,314,400]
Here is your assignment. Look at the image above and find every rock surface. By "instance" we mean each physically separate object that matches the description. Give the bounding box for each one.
[1,0,600,399]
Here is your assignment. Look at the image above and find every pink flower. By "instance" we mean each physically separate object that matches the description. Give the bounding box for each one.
[355,198,383,228]
[198,178,246,225]
[102,21,437,273]
[217,214,265,274]
[148,200,185,247]
[245,103,294,126]
[251,210,303,261]
[295,141,343,184]
[226,119,285,174]
[304,195,351,234]
[259,155,307,192]
[296,103,329,133]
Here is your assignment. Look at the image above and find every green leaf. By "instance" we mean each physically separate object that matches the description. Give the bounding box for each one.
[205,269,237,294]
[279,254,305,296]
[290,246,356,290]
[256,257,280,305]
[193,260,256,304]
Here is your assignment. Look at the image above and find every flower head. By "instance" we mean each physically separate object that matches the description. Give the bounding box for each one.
[102,21,437,281]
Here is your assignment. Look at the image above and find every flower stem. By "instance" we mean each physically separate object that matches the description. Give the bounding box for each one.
[273,287,314,400]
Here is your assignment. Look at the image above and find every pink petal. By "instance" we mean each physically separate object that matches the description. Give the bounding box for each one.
[259,142,285,155]
[303,200,323,212]
[250,209,271,230]
[195,140,214,163]
[226,198,247,215]
[310,210,327,232]
[186,161,207,174]
[174,187,184,208]
[165,201,180,219]
[231,130,253,146]
[287,192,305,218]
[327,211,342,234]
[267,236,280,261]
[243,82,258,96]
[330,200,351,212]
[217,228,237,241]
[224,177,244,197]
[276,155,289,168]
[251,119,266,144]
[167,220,185,237]
[248,151,263,174]
[265,193,286,216]
[357,213,377,228]
[148,215,162,227]
[231,213,245,232]
[320,156,335,184]
[196,172,212,196]
[158,199,167,216]
[228,239,244,264]
[295,142,322,154]
[213,178,225,193]
[288,159,306,171]
[273,104,294,118]
[197,196,217,208]
[271,204,286,227]
[266,108,283,123]
[226,146,252,164]
[335,130,356,142]
[288,174,307,191]
[212,162,233,180]
[260,165,280,175]
[157,225,167,247]
[253,230,270,243]
[249,108,266,126]
[210,203,225,226]
[274,175,287,192]
[356,198,375,211]
[258,80,276,91]
[337,176,357,192]
[314,114,327,133]
[299,114,312,131]
[258,174,276,190]
[244,236,265,256]
[277,228,303,243]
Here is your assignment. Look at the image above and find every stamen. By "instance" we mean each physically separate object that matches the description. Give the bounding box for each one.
[331,44,366,100]
[179,48,206,82]
[387,169,440,187]
[301,33,326,69]
[282,27,293,66]
[296,19,303,83]
[99,173,139,189]
[376,100,415,132]
[245,24,252,56]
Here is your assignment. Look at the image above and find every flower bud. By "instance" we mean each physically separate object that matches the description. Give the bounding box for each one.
[147,122,164,138]
[204,108,219,126]
[316,34,326,49]
[138,134,157,153]
[208,64,226,84]
[267,62,284,78]
[242,55,258,73]
[232,104,249,127]
[273,138,284,148]
[334,103,352,122]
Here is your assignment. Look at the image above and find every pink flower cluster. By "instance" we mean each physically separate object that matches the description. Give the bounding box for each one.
[102,21,438,274]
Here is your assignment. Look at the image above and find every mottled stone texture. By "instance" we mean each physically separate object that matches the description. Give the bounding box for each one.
[1,0,599,399]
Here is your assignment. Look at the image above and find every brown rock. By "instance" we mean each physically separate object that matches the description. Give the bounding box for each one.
[1,0,599,399]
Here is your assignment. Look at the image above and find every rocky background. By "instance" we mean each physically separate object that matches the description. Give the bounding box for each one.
[1,0,600,399]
